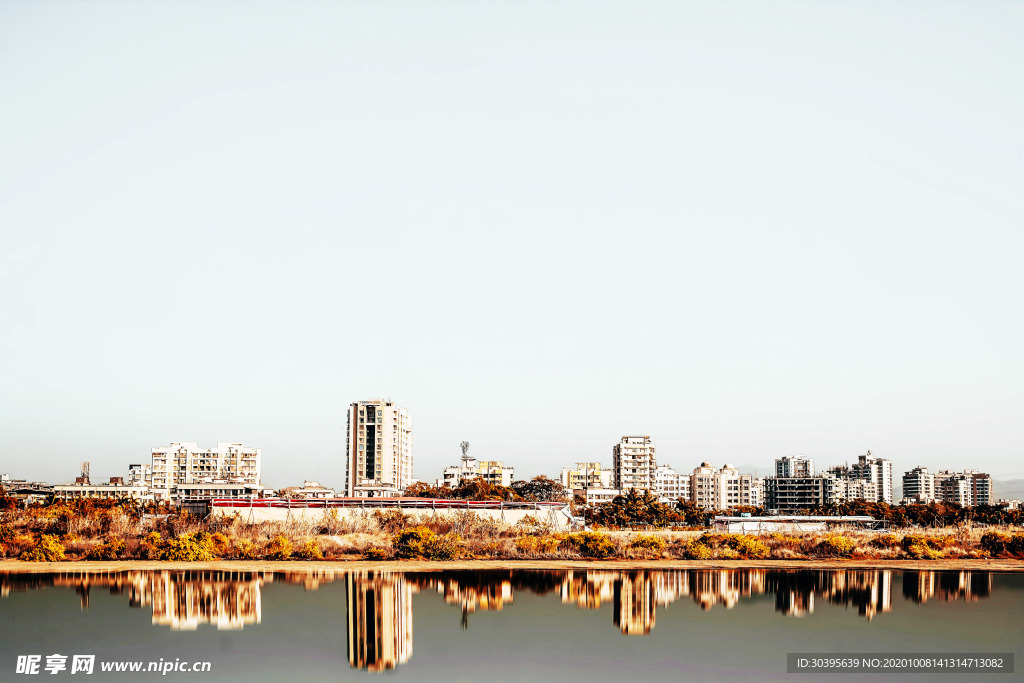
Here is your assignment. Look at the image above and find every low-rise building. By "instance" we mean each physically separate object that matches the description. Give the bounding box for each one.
[279,481,337,499]
[440,458,515,488]
[174,482,263,500]
[575,487,621,506]
[560,463,613,491]
[54,480,153,501]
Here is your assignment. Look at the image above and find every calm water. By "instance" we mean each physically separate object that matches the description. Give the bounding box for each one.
[0,568,1020,682]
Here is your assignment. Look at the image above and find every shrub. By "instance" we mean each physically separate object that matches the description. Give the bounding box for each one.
[727,535,770,559]
[719,547,740,559]
[475,541,502,556]
[904,543,943,560]
[86,538,126,560]
[294,539,323,560]
[630,534,666,555]
[374,509,408,534]
[21,535,66,562]
[393,527,436,559]
[813,534,856,557]
[1007,534,1024,557]
[160,532,215,561]
[980,532,1009,556]
[901,534,953,553]
[363,547,390,561]
[697,533,726,548]
[423,533,466,561]
[869,535,900,549]
[211,533,231,555]
[681,540,712,560]
[515,536,538,554]
[564,532,615,559]
[233,539,260,560]
[0,524,15,544]
[264,536,293,560]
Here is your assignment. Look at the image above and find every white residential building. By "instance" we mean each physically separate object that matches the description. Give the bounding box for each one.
[344,400,414,497]
[654,465,690,504]
[612,436,656,493]
[716,463,763,509]
[560,462,613,491]
[849,452,893,504]
[280,481,337,499]
[935,469,993,507]
[579,487,622,506]
[689,462,763,509]
[902,467,937,503]
[127,463,152,487]
[150,442,262,501]
[776,455,814,478]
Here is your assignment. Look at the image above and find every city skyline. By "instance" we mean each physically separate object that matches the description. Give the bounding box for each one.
[2,2,1022,485]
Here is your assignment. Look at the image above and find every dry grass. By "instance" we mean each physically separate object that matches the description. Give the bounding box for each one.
[4,504,1024,563]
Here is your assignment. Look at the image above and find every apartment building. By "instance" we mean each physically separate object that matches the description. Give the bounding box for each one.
[344,400,414,497]
[690,461,719,509]
[654,465,689,504]
[717,464,764,509]
[849,452,893,504]
[936,470,993,507]
[765,476,829,513]
[689,462,763,509]
[560,462,613,491]
[776,455,814,478]
[612,436,656,493]
[900,468,993,507]
[440,458,515,488]
[150,442,262,501]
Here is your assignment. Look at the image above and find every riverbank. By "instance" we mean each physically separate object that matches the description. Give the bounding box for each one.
[2,558,1022,573]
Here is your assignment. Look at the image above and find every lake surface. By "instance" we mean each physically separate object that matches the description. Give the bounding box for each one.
[1,568,1020,682]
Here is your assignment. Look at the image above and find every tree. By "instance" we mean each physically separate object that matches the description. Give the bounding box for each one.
[452,478,519,501]
[511,476,568,502]
[587,488,675,528]
[404,482,454,499]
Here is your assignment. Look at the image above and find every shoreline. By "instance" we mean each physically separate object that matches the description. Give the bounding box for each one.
[1,558,1022,573]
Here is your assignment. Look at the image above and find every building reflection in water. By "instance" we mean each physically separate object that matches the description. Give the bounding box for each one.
[902,570,992,604]
[0,568,998,671]
[0,570,264,630]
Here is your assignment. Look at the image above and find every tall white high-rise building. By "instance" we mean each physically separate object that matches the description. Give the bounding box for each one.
[612,436,656,493]
[344,400,413,497]
[849,452,893,504]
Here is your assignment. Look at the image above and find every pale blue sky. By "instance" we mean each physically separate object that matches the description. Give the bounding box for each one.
[2,1,1022,487]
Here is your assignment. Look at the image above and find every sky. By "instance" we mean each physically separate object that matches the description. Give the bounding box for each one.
[1,1,1022,488]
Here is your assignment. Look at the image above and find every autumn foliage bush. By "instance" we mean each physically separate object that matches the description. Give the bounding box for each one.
[264,536,293,560]
[564,532,615,559]
[86,538,126,560]
[629,534,667,555]
[21,535,66,562]
[812,534,856,558]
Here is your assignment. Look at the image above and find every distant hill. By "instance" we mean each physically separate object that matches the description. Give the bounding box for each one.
[994,480,1024,502]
